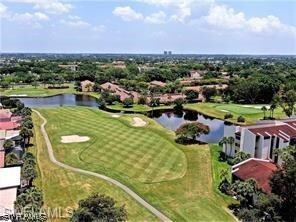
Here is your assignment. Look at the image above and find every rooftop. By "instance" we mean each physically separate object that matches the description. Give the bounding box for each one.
[232,158,277,193]
[0,166,21,189]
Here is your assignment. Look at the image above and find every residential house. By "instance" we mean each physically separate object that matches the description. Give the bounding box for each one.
[0,166,21,218]
[81,80,95,92]
[0,109,21,130]
[189,70,207,79]
[100,82,139,102]
[150,81,166,88]
[58,64,78,71]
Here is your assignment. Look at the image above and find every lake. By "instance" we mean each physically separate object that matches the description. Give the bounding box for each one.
[16,94,99,108]
[151,109,229,143]
[16,94,228,143]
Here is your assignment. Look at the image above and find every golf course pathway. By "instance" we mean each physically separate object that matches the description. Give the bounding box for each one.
[33,110,171,222]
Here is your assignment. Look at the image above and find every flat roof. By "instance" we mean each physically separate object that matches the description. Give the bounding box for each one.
[0,187,17,216]
[0,167,21,189]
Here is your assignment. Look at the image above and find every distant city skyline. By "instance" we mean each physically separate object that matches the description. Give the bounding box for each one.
[1,0,296,54]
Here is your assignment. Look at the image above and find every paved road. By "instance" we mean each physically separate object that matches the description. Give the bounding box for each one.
[33,110,172,222]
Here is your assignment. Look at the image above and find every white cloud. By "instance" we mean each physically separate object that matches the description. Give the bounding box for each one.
[145,11,166,24]
[204,4,296,34]
[11,11,49,22]
[60,15,90,28]
[0,3,8,17]
[141,0,214,22]
[60,15,105,33]
[6,0,72,14]
[92,25,105,32]
[113,6,143,22]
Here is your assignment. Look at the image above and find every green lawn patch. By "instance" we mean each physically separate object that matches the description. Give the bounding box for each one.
[1,83,76,97]
[185,102,286,124]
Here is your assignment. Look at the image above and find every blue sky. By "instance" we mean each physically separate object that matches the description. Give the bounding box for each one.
[1,0,295,54]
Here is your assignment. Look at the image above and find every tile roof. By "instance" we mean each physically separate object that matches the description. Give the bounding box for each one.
[232,159,277,193]
[249,124,296,141]
[0,122,20,130]
[0,109,12,120]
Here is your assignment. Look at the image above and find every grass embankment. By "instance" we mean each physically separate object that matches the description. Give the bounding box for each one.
[31,112,156,222]
[185,103,286,124]
[107,103,172,112]
[0,84,76,97]
[37,107,235,221]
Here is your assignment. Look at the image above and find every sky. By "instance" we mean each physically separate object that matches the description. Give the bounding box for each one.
[0,0,296,54]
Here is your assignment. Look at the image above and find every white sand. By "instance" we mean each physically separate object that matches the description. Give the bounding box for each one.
[61,135,90,143]
[112,114,120,118]
[242,105,270,109]
[9,94,28,97]
[220,109,229,112]
[132,117,147,127]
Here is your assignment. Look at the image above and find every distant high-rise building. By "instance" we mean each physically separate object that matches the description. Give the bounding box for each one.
[168,51,172,55]
[163,51,168,55]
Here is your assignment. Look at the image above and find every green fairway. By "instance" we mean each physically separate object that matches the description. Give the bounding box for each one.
[0,83,76,97]
[36,106,235,221]
[40,107,186,183]
[31,112,156,222]
[185,102,286,124]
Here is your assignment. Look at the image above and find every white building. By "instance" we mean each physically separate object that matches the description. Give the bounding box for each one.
[0,167,21,217]
[224,118,296,164]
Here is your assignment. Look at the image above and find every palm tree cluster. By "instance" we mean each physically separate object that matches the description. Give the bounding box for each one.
[219,136,235,157]
[261,103,277,120]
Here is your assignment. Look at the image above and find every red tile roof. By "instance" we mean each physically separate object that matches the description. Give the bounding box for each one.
[0,109,12,121]
[0,122,20,130]
[249,124,296,141]
[233,159,277,193]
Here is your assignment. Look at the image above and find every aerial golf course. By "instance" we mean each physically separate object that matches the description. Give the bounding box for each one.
[31,106,236,221]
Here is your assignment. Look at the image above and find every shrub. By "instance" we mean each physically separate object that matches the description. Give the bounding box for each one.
[237,116,245,122]
[224,113,233,119]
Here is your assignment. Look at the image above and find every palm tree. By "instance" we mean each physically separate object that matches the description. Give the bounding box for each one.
[261,106,267,119]
[3,139,14,153]
[20,127,34,146]
[269,103,277,119]
[228,136,235,157]
[5,152,19,166]
[220,137,229,156]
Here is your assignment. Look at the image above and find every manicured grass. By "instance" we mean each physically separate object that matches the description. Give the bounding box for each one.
[37,107,236,221]
[185,102,286,124]
[0,83,76,97]
[39,107,186,183]
[30,112,156,222]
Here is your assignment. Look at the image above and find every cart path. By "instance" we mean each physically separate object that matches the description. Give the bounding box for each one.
[33,110,172,222]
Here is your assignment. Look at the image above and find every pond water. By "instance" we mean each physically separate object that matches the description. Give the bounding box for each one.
[151,109,229,143]
[16,93,229,143]
[16,94,99,108]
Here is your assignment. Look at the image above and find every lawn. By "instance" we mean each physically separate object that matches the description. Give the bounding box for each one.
[0,83,76,97]
[185,102,286,124]
[30,112,156,222]
[36,106,236,221]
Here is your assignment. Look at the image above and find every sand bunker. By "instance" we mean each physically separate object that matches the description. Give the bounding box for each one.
[132,117,147,127]
[112,114,120,118]
[61,135,90,143]
[242,105,270,109]
[220,109,228,112]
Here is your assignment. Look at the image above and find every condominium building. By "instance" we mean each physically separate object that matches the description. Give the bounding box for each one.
[224,118,296,164]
